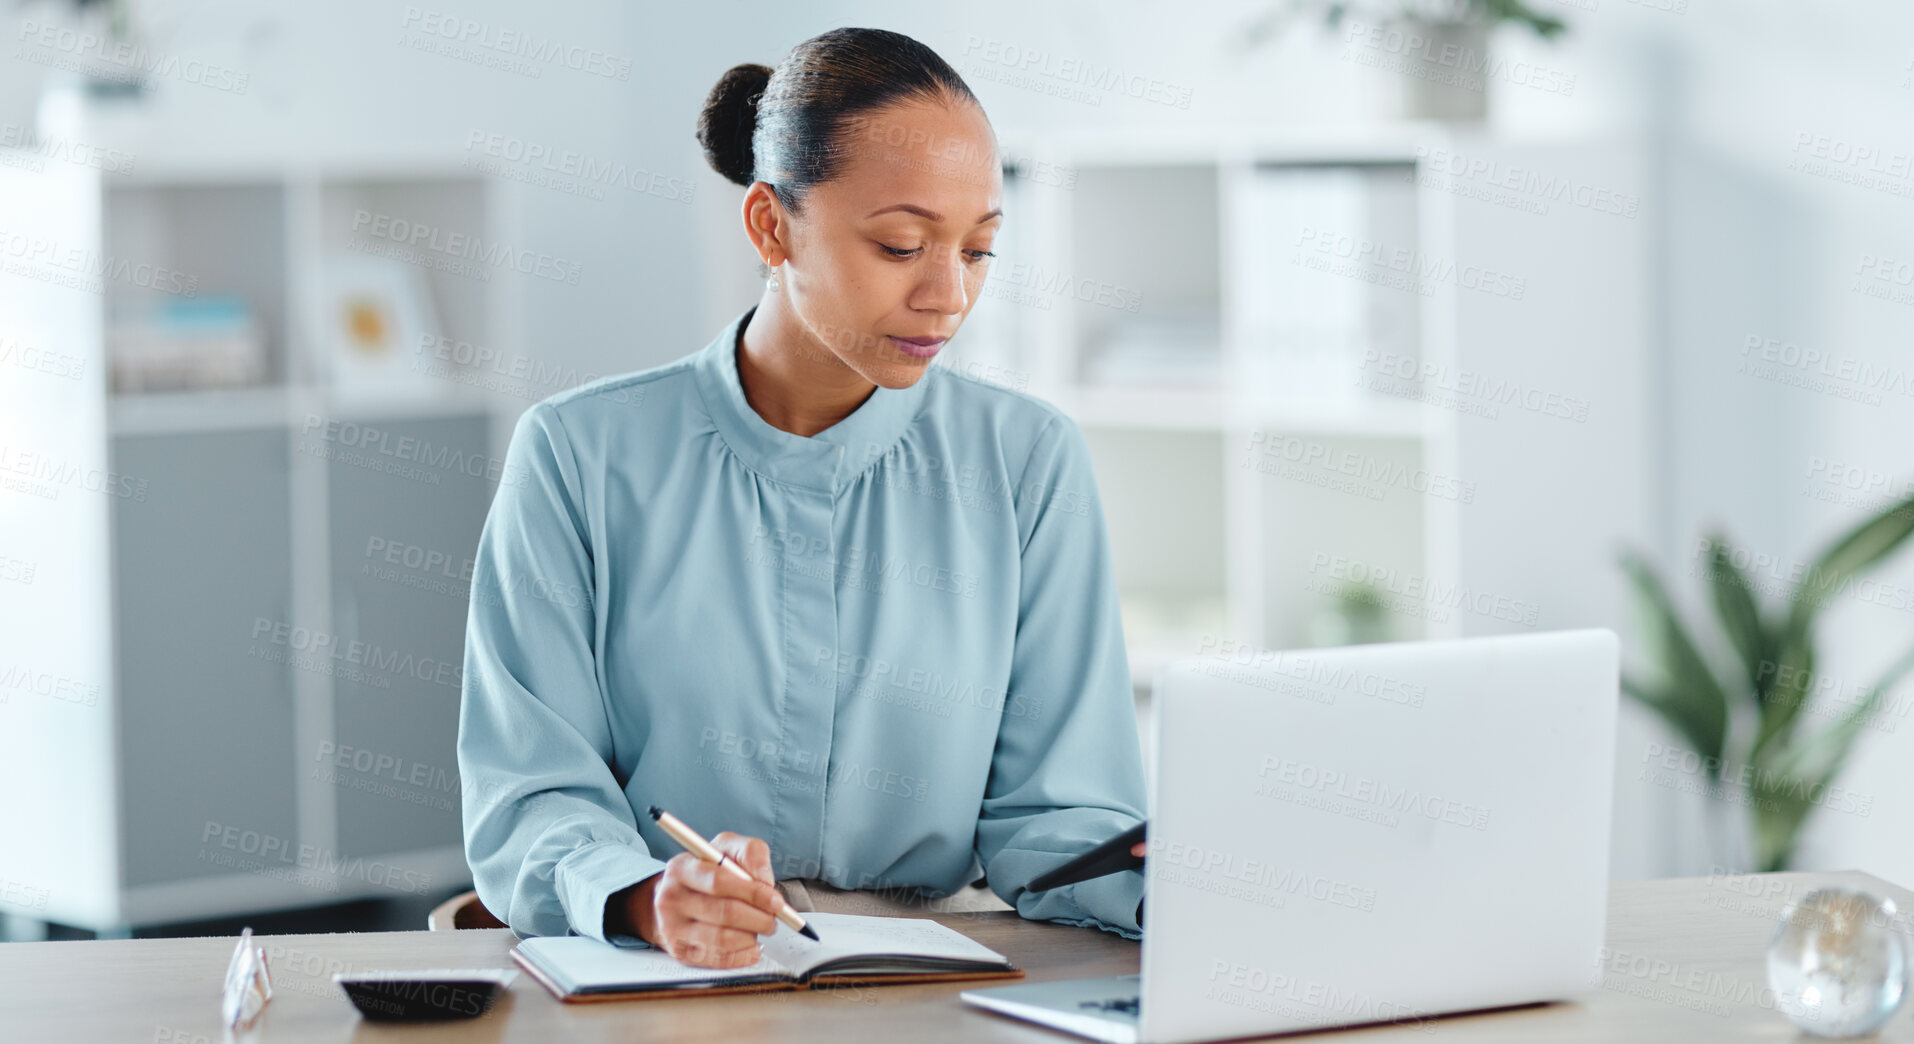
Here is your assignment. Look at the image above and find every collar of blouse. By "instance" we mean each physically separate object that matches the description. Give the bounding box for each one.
[692,304,933,497]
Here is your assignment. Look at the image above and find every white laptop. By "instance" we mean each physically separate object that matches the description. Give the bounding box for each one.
[963,629,1618,1043]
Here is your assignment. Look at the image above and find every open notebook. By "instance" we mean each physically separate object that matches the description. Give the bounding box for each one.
[513,912,1023,1002]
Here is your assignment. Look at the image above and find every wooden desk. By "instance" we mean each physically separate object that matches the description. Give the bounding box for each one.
[4,870,1910,1042]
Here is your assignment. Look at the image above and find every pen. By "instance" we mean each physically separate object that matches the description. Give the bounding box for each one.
[647,806,820,942]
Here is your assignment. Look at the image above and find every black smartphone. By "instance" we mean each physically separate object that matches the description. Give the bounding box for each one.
[1027,821,1147,891]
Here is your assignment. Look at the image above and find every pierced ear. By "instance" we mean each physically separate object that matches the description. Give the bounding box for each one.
[741,182,789,271]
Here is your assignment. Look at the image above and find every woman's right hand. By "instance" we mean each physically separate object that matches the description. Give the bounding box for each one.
[620,832,785,968]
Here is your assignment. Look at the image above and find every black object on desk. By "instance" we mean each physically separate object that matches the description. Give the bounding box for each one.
[1028,822,1146,891]
[335,969,517,1021]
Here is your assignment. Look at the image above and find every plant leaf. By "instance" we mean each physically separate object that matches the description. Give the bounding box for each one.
[1748,769,1815,872]
[1761,492,1914,756]
[1751,639,1815,765]
[1619,549,1730,770]
[1701,531,1770,696]
[1623,675,1727,773]
[1772,639,1914,785]
[1747,639,1914,871]
[1782,492,1914,642]
[1484,0,1568,37]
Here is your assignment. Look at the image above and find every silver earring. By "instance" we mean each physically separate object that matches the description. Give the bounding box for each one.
[767,268,780,292]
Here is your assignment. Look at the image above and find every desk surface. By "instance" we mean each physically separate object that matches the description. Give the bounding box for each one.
[4,869,1910,1042]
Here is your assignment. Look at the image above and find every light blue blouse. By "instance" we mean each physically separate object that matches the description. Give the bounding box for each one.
[458,305,1146,944]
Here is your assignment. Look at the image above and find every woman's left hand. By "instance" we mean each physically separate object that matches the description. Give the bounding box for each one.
[1130,841,1146,858]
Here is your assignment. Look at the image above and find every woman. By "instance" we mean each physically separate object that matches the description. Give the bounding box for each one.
[458,27,1146,969]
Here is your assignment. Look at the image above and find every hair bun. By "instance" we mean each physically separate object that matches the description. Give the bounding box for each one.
[698,63,773,187]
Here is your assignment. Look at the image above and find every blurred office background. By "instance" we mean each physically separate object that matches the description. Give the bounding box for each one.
[3,0,1912,940]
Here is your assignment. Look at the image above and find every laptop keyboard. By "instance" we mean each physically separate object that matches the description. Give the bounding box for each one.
[1077,996,1141,1018]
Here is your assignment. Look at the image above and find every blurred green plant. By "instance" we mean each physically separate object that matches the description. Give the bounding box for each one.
[1309,580,1394,647]
[1620,494,1914,872]
[1335,581,1393,644]
[1241,0,1567,49]
[1326,0,1564,37]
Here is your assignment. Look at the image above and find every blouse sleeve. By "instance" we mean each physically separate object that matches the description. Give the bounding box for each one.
[975,412,1148,938]
[457,402,667,940]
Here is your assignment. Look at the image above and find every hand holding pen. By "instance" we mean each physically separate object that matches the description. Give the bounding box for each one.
[612,807,818,970]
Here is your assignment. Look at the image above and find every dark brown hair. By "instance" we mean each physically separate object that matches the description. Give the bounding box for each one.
[696,28,981,213]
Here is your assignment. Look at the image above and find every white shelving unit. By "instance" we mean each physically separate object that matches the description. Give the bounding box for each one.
[972,125,1656,697]
[1,151,527,934]
[3,122,1656,933]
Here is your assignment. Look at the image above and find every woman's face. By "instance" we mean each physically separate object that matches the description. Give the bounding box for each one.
[751,96,1003,389]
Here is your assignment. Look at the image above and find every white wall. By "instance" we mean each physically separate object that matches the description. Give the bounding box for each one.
[0,145,118,930]
[18,0,1914,885]
[696,0,1914,886]
[1492,3,1914,883]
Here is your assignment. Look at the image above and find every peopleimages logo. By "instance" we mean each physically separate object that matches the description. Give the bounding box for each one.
[695,727,931,803]
[350,210,582,285]
[1243,430,1477,505]
[0,336,87,381]
[1638,742,1874,818]
[300,414,528,488]
[1357,350,1591,423]
[0,225,199,297]
[0,878,50,912]
[959,36,1193,109]
[0,443,149,502]
[1194,636,1426,708]
[1691,536,1914,614]
[249,617,464,689]
[1257,755,1492,830]
[1295,226,1528,300]
[1739,334,1912,403]
[1148,838,1380,912]
[1305,552,1541,627]
[747,525,983,598]
[1204,961,1431,1030]
[461,129,694,204]
[0,122,136,175]
[398,6,633,80]
[1342,19,1576,98]
[0,663,100,708]
[14,19,251,94]
[1411,145,1640,218]
[809,646,1043,721]
[199,820,433,895]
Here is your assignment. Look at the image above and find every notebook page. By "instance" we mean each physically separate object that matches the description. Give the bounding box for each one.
[517,936,795,993]
[760,913,1009,977]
